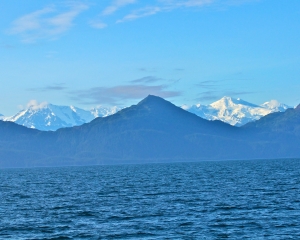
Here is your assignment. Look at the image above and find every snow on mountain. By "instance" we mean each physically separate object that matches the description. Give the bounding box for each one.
[0,114,6,122]
[1,97,290,130]
[260,100,290,112]
[90,106,122,118]
[4,102,121,131]
[183,96,290,126]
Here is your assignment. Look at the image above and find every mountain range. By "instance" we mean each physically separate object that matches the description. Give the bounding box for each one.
[182,96,290,126]
[0,95,299,168]
[0,104,121,131]
[0,97,290,131]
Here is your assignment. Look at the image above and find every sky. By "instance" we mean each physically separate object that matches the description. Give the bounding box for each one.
[1,0,300,115]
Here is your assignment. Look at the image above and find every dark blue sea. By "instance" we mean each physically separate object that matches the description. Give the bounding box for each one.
[1,159,300,239]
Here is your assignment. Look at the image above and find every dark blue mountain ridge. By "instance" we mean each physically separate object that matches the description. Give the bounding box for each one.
[0,95,299,168]
[243,104,300,133]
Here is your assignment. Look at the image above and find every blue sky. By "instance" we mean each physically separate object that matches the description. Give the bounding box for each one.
[1,0,300,115]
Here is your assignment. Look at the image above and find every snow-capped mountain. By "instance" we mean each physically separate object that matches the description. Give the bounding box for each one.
[90,106,121,118]
[182,96,290,126]
[3,103,121,131]
[1,97,290,130]
[260,99,290,112]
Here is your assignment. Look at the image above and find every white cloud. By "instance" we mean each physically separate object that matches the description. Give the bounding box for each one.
[117,6,162,23]
[102,0,137,16]
[8,0,260,37]
[26,100,48,110]
[179,0,214,7]
[117,0,213,22]
[90,0,136,28]
[224,0,260,6]
[9,7,55,34]
[161,0,214,7]
[116,0,259,23]
[8,3,88,43]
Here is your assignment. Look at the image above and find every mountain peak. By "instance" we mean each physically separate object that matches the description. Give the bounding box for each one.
[131,95,200,121]
[2,96,292,131]
[221,96,233,100]
[4,103,118,131]
[138,95,172,107]
[217,96,234,103]
[183,96,289,126]
[140,94,164,102]
[210,96,258,108]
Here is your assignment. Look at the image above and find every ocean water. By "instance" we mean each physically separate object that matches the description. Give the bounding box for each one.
[1,159,300,239]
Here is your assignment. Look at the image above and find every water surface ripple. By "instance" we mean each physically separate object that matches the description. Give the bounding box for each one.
[1,159,300,239]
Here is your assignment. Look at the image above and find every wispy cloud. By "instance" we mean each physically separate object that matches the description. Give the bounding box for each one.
[18,100,49,111]
[196,80,219,89]
[138,67,157,72]
[224,90,253,96]
[117,6,162,23]
[195,89,254,102]
[8,0,260,38]
[117,0,213,22]
[26,100,48,110]
[195,91,219,101]
[90,0,136,28]
[186,0,214,7]
[131,76,162,84]
[102,0,137,16]
[8,3,88,43]
[28,83,67,92]
[224,0,260,6]
[116,0,260,23]
[162,0,214,7]
[131,75,180,85]
[70,84,181,105]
